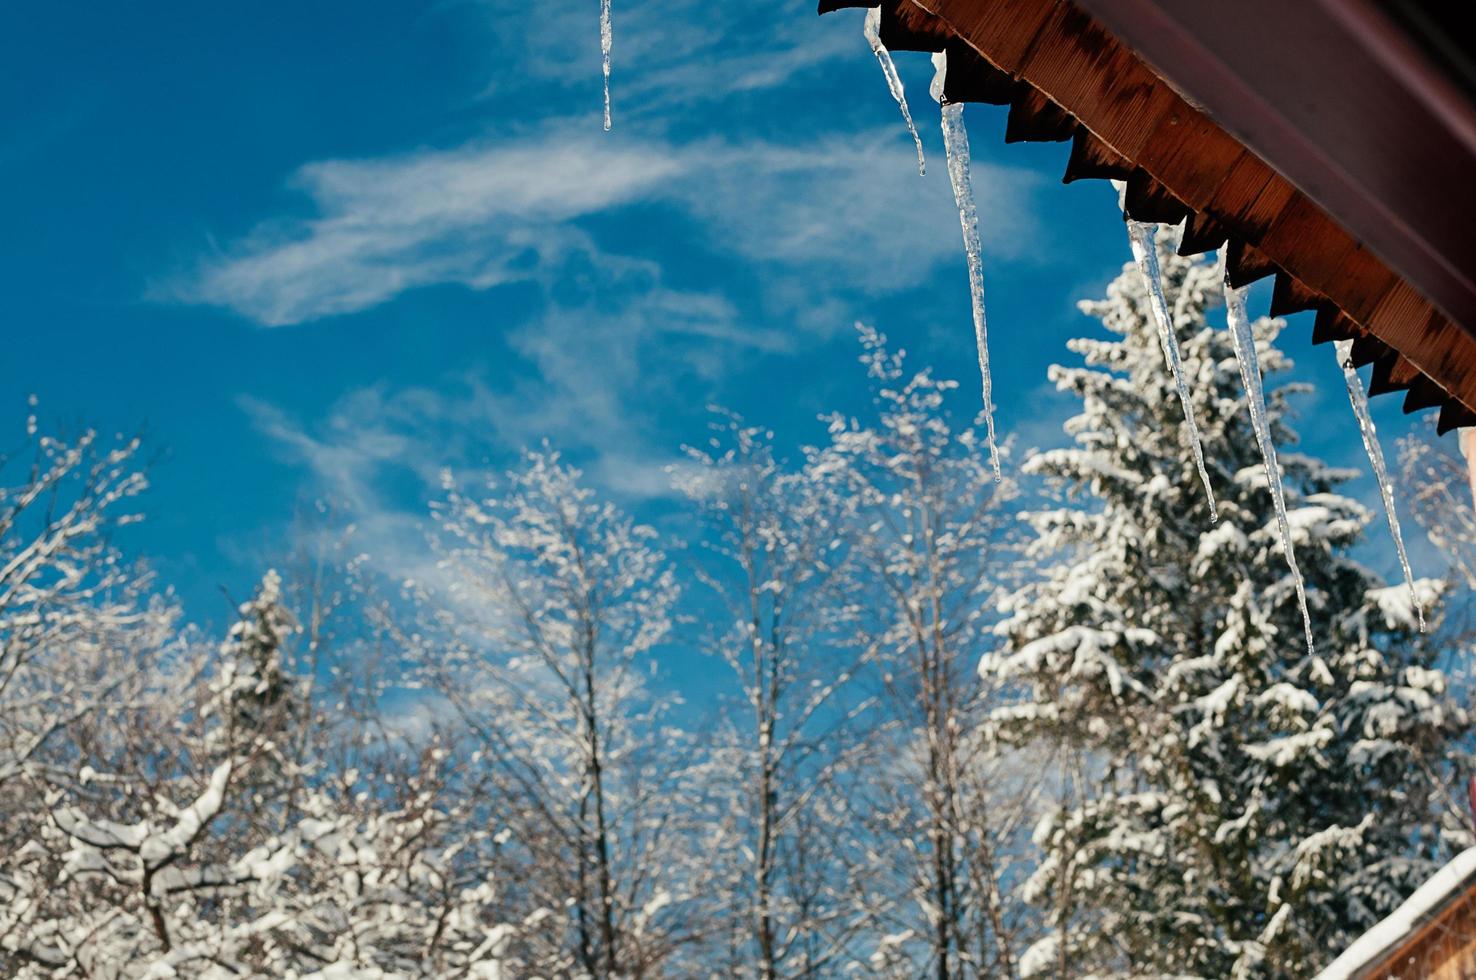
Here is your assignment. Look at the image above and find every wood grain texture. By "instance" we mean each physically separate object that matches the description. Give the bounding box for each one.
[1354,888,1476,979]
[892,0,1476,417]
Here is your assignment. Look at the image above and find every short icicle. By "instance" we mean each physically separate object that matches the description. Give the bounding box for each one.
[601,0,613,131]
[1127,219,1218,522]
[933,51,1001,482]
[864,7,926,176]
[1334,340,1426,631]
[1224,271,1315,655]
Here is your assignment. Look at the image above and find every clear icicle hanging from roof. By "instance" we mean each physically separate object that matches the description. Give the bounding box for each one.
[1462,430,1476,514]
[1224,268,1315,655]
[1334,340,1426,632]
[864,7,926,176]
[601,0,613,131]
[1125,217,1218,522]
[932,50,1002,482]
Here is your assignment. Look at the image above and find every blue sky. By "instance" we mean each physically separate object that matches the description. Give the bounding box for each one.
[1,0,1433,633]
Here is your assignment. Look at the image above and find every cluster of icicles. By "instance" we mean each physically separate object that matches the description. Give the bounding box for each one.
[859,12,1424,650]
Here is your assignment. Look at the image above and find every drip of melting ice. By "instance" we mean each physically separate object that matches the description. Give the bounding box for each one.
[601,0,612,131]
[933,51,1002,482]
[1224,272,1315,655]
[1334,340,1425,632]
[1127,219,1218,523]
[864,7,926,176]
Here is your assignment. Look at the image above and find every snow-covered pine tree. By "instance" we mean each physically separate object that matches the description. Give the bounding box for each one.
[208,570,297,741]
[202,569,302,821]
[987,230,1468,978]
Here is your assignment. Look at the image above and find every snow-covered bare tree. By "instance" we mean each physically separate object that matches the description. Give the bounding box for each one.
[0,419,187,972]
[0,422,157,790]
[1402,427,1476,618]
[2,564,515,978]
[1,572,297,973]
[818,327,1036,978]
[989,233,1468,977]
[676,410,874,978]
[418,447,694,977]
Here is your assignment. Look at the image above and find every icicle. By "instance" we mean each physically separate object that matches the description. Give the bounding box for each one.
[1462,430,1476,513]
[933,51,1001,482]
[864,7,925,176]
[601,0,612,131]
[1126,219,1218,522]
[1224,272,1315,655]
[1334,340,1425,632]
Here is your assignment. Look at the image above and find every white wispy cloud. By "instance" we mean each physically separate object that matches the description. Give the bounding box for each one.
[165,0,1041,331]
[171,129,683,325]
[178,0,1047,561]
[237,390,452,592]
[679,134,1039,291]
[466,0,858,119]
[238,279,773,506]
[169,122,1039,328]
[237,351,705,589]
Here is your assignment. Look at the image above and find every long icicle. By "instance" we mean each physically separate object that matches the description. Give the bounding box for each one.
[934,52,1001,481]
[1224,271,1315,654]
[601,0,612,131]
[1334,340,1426,631]
[1127,219,1218,522]
[864,7,926,176]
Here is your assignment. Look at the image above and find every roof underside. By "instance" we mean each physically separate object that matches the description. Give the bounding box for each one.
[820,0,1476,431]
[1314,847,1476,979]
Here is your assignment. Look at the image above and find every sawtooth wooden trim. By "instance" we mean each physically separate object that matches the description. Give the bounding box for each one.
[830,0,1476,418]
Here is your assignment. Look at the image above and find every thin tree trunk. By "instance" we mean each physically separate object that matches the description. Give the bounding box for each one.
[921,499,960,980]
[747,524,780,980]
[582,641,620,977]
[577,790,596,974]
[756,735,777,980]
[925,709,956,980]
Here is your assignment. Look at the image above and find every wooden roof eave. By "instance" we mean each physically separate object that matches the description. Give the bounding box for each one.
[820,0,1476,424]
[1072,0,1476,345]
